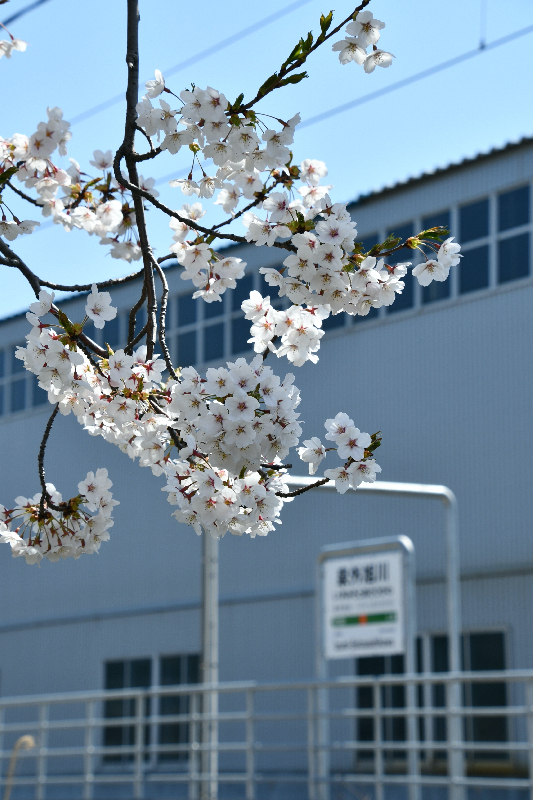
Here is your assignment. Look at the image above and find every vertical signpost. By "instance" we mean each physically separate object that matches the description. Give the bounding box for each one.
[317,536,418,800]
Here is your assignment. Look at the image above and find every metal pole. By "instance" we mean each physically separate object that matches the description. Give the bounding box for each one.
[290,477,464,800]
[200,532,219,800]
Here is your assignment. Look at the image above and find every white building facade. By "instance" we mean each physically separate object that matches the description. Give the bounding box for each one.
[0,137,532,794]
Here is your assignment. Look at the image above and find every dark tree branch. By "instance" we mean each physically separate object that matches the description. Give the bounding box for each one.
[125,282,147,354]
[38,404,62,517]
[124,319,149,352]
[239,0,372,112]
[276,477,330,497]
[114,0,158,359]
[39,268,145,293]
[0,239,40,296]
[135,124,155,153]
[7,181,44,208]
[154,260,177,379]
[116,174,297,253]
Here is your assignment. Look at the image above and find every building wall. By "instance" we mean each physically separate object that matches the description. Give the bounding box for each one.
[0,142,532,698]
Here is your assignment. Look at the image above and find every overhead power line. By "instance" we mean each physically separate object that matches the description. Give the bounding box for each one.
[69,0,314,127]
[299,22,533,130]
[154,21,533,185]
[1,0,52,26]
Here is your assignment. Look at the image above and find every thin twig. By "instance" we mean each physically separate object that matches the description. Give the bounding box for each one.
[238,0,372,112]
[0,239,40,296]
[276,476,330,497]
[125,282,147,354]
[38,404,61,517]
[125,320,149,352]
[40,268,145,293]
[135,124,155,153]
[115,0,158,359]
[6,180,44,208]
[114,171,297,253]
[154,260,178,379]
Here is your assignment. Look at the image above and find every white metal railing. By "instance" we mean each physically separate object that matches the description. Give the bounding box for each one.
[0,670,532,800]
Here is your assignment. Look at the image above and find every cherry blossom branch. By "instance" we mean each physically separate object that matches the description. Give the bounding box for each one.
[0,239,40,296]
[238,0,372,112]
[118,176,297,252]
[39,268,145,293]
[116,0,158,359]
[276,476,330,497]
[38,404,62,517]
[6,180,44,208]
[125,282,147,354]
[135,124,155,153]
[124,319,149,352]
[154,259,178,379]
[211,175,284,232]
[134,145,163,162]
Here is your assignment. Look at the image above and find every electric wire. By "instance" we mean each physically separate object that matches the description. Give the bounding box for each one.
[298,22,533,130]
[1,0,52,27]
[154,20,533,184]
[69,0,314,127]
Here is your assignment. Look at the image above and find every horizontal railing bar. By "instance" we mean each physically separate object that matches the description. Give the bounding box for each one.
[0,703,521,736]
[0,669,531,708]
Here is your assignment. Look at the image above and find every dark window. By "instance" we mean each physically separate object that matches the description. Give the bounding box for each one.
[460,199,489,242]
[0,350,4,378]
[422,280,450,305]
[231,315,253,355]
[10,378,26,412]
[32,376,47,407]
[498,233,529,284]
[432,635,448,748]
[104,315,121,349]
[459,245,489,294]
[103,658,151,762]
[422,210,451,236]
[233,273,255,312]
[11,343,25,374]
[464,632,507,757]
[322,313,345,332]
[498,186,529,232]
[158,655,200,762]
[356,654,406,763]
[385,223,414,314]
[178,292,197,326]
[0,385,4,416]
[360,233,379,253]
[205,297,224,319]
[177,331,197,367]
[204,323,224,362]
[428,632,507,765]
[421,211,452,305]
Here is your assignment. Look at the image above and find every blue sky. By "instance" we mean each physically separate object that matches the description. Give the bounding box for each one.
[2,0,533,319]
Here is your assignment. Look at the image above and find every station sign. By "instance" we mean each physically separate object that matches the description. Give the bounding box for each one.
[321,546,407,660]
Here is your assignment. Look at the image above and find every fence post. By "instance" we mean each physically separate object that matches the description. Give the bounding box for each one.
[245,689,255,800]
[83,700,95,800]
[307,687,317,800]
[201,532,219,800]
[189,691,200,800]
[526,680,533,800]
[0,707,5,799]
[133,693,143,800]
[374,682,384,800]
[447,675,464,800]
[36,703,48,800]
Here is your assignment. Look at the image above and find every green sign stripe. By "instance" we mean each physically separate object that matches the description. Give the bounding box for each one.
[331,612,396,627]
